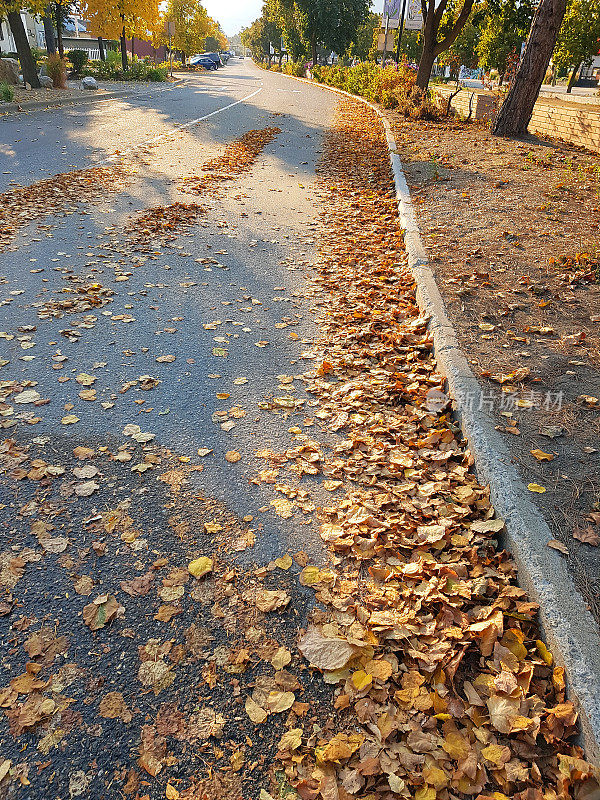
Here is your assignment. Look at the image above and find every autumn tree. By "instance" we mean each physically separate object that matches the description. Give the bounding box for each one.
[165,0,211,59]
[1,0,42,86]
[553,0,600,92]
[83,0,159,69]
[416,0,477,88]
[492,0,567,136]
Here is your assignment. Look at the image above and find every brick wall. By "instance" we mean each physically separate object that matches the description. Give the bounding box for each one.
[433,85,600,154]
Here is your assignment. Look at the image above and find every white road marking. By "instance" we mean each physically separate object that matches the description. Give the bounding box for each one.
[103,86,264,163]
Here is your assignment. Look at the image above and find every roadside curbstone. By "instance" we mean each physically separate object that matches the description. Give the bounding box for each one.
[0,78,186,116]
[271,66,600,763]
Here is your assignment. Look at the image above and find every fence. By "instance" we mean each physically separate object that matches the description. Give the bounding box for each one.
[434,84,600,155]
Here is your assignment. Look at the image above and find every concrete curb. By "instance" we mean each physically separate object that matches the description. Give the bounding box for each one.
[0,78,185,116]
[272,67,600,763]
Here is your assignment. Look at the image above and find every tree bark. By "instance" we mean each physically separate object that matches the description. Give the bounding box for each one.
[55,3,64,59]
[7,11,41,88]
[98,36,106,61]
[311,32,317,67]
[416,0,474,89]
[492,0,567,137]
[131,36,135,58]
[120,26,128,71]
[416,41,435,88]
[566,61,580,93]
[43,6,57,54]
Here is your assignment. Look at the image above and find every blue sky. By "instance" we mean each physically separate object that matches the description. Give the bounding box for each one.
[204,0,384,36]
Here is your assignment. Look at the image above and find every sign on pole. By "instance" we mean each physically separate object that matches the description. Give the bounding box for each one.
[404,0,423,30]
[164,19,175,36]
[383,0,402,20]
[377,30,396,51]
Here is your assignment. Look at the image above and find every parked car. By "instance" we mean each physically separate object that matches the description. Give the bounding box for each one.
[189,55,217,70]
[203,52,224,68]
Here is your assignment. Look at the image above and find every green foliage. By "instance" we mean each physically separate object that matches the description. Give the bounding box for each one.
[204,35,220,51]
[282,60,306,76]
[553,0,600,73]
[83,57,168,81]
[294,0,369,60]
[68,49,89,74]
[437,20,480,68]
[346,11,378,61]
[46,53,67,88]
[476,0,533,76]
[310,61,443,117]
[0,82,15,102]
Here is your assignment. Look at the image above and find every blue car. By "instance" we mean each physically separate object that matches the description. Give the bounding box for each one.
[189,55,217,71]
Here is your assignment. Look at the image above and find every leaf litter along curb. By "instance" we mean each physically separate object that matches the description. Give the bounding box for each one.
[253,99,598,798]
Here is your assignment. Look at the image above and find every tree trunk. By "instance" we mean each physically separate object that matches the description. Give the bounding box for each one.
[43,6,56,54]
[492,0,567,137]
[566,61,580,93]
[98,36,106,61]
[131,36,135,58]
[7,11,41,88]
[311,32,317,67]
[416,41,435,89]
[120,26,128,71]
[55,3,64,59]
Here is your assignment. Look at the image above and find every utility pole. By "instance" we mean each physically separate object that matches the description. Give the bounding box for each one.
[381,14,389,67]
[395,0,408,64]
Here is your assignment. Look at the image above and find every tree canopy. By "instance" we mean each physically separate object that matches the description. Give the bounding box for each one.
[553,0,600,89]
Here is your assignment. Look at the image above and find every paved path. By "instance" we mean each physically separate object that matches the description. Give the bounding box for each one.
[0,61,338,562]
[0,61,339,797]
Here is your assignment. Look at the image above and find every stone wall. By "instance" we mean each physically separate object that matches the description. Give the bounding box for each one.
[434,85,600,154]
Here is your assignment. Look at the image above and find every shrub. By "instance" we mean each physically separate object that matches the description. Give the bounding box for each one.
[307,61,446,118]
[0,82,15,103]
[68,49,88,75]
[46,53,67,88]
[82,57,167,82]
[282,61,306,77]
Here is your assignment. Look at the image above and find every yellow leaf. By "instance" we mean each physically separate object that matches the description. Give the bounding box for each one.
[531,449,554,461]
[166,784,180,799]
[188,556,213,578]
[299,565,321,585]
[61,415,79,425]
[536,639,553,665]
[225,450,241,463]
[415,787,436,800]
[274,554,293,570]
[351,670,372,691]
[527,483,546,493]
[278,727,303,751]
[245,696,268,724]
[270,646,292,670]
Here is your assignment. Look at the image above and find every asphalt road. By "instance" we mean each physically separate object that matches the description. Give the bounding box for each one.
[0,60,340,563]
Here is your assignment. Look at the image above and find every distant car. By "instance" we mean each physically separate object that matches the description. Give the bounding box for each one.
[203,52,224,68]
[189,55,217,70]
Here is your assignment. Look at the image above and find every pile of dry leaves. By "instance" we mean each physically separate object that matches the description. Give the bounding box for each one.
[259,99,599,799]
[181,127,282,195]
[0,164,131,251]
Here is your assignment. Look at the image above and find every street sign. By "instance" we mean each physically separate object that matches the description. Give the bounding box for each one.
[164,19,175,36]
[377,31,396,51]
[405,0,423,30]
[383,0,402,19]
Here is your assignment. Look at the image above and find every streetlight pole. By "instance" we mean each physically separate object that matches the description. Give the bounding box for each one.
[395,0,408,64]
